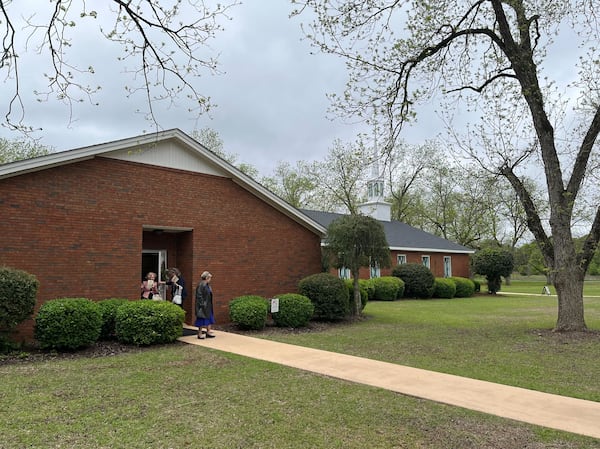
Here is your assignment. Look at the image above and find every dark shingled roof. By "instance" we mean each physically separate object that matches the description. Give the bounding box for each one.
[299,209,474,254]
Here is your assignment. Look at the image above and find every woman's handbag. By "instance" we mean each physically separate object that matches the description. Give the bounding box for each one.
[172,286,183,305]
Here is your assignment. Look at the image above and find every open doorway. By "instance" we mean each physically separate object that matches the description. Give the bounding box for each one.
[142,250,167,298]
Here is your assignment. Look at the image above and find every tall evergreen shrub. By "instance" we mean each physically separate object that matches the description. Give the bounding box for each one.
[392,263,435,299]
[298,273,349,320]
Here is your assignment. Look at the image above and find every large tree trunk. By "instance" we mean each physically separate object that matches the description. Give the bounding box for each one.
[552,236,587,332]
[554,273,586,332]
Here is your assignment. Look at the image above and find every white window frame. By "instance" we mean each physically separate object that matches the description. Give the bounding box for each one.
[444,256,452,277]
[422,255,430,269]
[397,254,407,265]
[370,262,381,279]
[338,267,351,280]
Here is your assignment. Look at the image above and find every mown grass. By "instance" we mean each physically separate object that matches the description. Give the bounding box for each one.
[497,277,600,296]
[1,287,599,448]
[264,289,600,402]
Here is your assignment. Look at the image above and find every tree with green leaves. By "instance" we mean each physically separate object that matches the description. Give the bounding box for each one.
[325,214,390,315]
[419,163,498,248]
[472,247,515,294]
[2,2,240,131]
[261,161,318,208]
[0,138,52,164]
[514,241,550,281]
[385,140,439,224]
[191,128,259,178]
[309,138,369,213]
[293,0,600,331]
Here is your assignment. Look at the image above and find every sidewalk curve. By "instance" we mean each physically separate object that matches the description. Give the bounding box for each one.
[179,330,600,440]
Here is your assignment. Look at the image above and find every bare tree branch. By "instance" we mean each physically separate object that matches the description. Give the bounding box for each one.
[0,0,240,132]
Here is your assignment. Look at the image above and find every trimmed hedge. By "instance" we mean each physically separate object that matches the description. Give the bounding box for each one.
[0,266,39,332]
[359,279,376,300]
[450,277,476,298]
[433,278,456,299]
[229,295,269,330]
[35,298,102,350]
[271,293,314,328]
[98,298,129,340]
[298,273,349,320]
[115,300,185,346]
[392,263,435,299]
[371,276,405,301]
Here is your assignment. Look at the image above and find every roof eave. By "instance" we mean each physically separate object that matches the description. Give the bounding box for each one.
[390,246,475,254]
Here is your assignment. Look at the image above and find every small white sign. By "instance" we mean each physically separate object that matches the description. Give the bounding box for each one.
[270,298,279,313]
[542,286,551,296]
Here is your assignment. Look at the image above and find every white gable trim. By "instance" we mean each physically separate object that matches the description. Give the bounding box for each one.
[0,129,326,236]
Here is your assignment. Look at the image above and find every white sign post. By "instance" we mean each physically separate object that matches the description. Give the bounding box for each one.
[270,297,279,313]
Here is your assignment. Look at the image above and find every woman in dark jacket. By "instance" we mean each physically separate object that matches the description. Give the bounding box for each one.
[166,267,187,308]
[195,271,215,339]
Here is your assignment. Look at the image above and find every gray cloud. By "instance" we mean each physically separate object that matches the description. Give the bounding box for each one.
[0,2,373,176]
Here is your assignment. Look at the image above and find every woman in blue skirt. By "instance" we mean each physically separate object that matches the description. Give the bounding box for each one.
[195,271,216,339]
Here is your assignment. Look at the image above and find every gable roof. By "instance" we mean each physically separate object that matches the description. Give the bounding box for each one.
[300,209,475,254]
[0,129,326,236]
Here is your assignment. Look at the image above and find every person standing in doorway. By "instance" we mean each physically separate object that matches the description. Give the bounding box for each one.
[195,271,216,339]
[166,267,187,308]
[141,272,161,299]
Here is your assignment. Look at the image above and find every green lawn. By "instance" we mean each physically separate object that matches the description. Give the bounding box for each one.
[498,277,600,296]
[264,293,600,402]
[1,292,599,448]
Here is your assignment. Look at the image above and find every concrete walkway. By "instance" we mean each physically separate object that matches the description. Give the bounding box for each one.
[179,330,600,440]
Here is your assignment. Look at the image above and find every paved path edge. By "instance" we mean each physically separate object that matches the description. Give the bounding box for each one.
[180,330,600,440]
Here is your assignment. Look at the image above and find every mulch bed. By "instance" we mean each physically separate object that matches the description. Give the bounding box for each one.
[0,319,358,365]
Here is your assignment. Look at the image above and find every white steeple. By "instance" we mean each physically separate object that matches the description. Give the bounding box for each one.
[358,133,391,221]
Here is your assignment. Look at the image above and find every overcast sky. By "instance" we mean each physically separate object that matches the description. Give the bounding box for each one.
[0,2,584,178]
[1,1,440,176]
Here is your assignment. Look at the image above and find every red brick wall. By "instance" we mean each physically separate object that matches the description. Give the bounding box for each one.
[388,251,471,278]
[331,251,471,279]
[0,157,322,340]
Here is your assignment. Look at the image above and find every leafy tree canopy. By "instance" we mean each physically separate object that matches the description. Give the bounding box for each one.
[473,247,515,294]
[0,138,52,164]
[326,214,390,273]
[293,0,600,331]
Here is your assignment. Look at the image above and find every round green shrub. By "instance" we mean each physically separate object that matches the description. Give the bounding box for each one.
[98,298,129,340]
[433,278,457,299]
[0,266,39,332]
[35,298,102,350]
[115,300,185,346]
[298,273,349,320]
[229,295,268,330]
[344,279,368,311]
[359,279,376,300]
[371,276,404,301]
[271,293,314,328]
[395,277,405,299]
[392,263,435,299]
[450,277,476,298]
[472,248,514,294]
